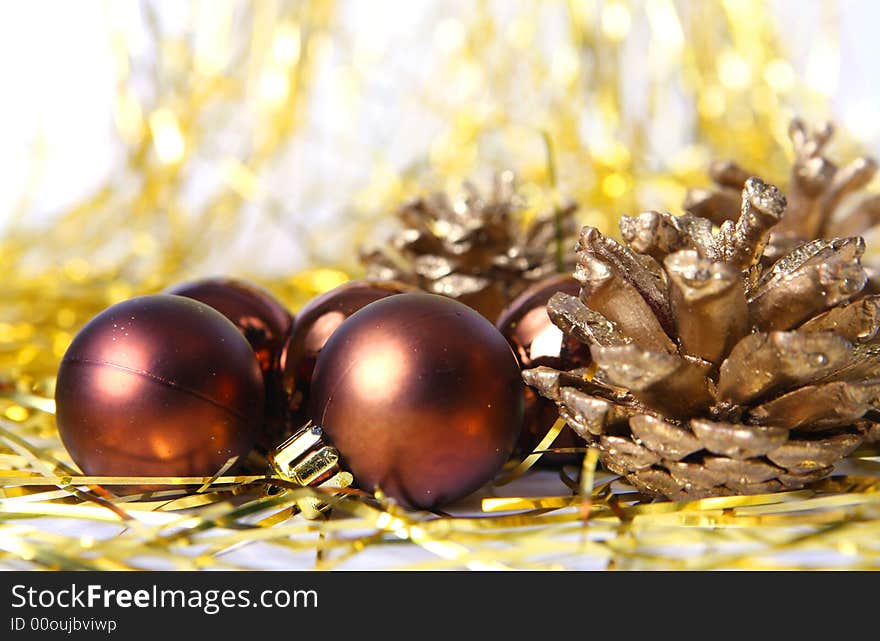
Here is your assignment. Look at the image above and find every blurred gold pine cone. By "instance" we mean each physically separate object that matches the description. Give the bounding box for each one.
[525,176,878,500]
[684,118,879,267]
[360,173,578,321]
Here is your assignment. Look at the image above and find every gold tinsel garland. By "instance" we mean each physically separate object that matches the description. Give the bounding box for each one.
[1,1,879,569]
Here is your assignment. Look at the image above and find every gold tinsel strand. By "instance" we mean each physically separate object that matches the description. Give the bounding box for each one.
[1,0,878,569]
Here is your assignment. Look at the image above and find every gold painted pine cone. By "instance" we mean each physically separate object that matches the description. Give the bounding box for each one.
[524,176,879,500]
[360,173,578,321]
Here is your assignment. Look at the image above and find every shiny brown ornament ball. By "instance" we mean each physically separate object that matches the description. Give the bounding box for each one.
[309,293,525,509]
[282,279,415,424]
[166,278,292,446]
[55,295,264,479]
[166,278,292,375]
[496,275,590,465]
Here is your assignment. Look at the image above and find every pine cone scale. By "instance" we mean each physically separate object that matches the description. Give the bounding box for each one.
[797,295,880,342]
[703,456,782,484]
[578,227,675,335]
[689,419,788,459]
[747,238,867,331]
[630,415,701,461]
[576,256,676,353]
[591,345,713,418]
[749,381,880,429]
[766,433,862,472]
[547,292,627,347]
[665,250,749,364]
[716,331,853,406]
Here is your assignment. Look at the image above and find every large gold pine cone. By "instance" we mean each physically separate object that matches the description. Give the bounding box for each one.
[525,176,879,500]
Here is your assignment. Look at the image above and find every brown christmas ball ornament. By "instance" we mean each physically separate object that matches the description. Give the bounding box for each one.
[55,295,264,480]
[496,274,591,465]
[282,279,416,423]
[166,277,292,446]
[308,293,525,509]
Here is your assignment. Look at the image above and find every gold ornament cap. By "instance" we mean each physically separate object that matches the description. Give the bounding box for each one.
[267,422,353,518]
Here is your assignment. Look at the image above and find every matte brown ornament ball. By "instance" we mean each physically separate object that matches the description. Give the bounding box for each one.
[55,295,264,479]
[166,277,292,447]
[496,275,590,465]
[282,279,415,424]
[309,293,525,509]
